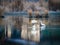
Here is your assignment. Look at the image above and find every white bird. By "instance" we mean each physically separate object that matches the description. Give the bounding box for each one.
[40,21,46,31]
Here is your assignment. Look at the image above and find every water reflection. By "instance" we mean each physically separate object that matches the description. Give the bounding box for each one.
[4,16,42,42]
[0,13,60,45]
[3,16,50,45]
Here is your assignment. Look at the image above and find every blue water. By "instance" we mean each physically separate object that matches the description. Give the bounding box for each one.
[27,0,39,2]
[4,11,60,16]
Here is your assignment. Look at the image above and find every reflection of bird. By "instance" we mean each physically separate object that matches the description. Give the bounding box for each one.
[40,21,46,31]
